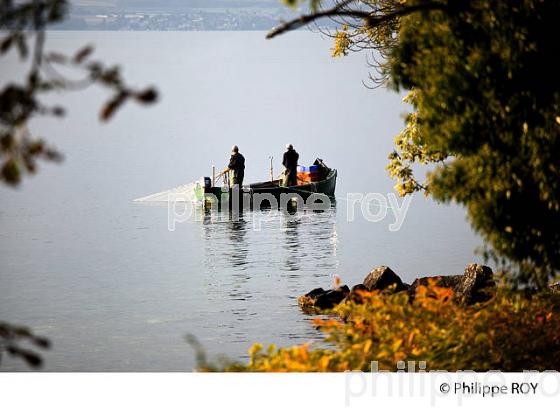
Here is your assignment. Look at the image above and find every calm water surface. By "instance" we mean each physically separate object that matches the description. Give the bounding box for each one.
[0,31,483,371]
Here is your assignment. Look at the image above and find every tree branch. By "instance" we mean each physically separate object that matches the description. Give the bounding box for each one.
[266,1,448,39]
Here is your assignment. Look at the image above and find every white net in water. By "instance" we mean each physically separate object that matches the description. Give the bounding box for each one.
[133,181,203,203]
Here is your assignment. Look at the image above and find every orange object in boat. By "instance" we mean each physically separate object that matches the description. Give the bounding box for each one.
[297,172,310,185]
[297,171,322,184]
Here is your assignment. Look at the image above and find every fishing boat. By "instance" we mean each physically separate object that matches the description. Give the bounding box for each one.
[195,158,337,210]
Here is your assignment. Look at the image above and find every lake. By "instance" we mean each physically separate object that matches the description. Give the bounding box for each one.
[0,31,483,371]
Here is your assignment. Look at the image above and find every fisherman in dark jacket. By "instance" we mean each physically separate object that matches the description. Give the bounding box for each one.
[225,145,245,187]
[282,144,299,187]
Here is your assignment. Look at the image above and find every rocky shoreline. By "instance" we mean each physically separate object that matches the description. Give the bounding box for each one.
[299,264,560,313]
[298,264,500,312]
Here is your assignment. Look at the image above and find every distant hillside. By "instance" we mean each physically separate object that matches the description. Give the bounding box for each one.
[71,0,284,11]
[59,0,325,31]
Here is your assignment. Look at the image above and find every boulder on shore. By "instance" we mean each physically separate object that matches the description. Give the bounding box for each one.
[298,285,350,312]
[457,264,495,304]
[408,264,495,304]
[362,265,407,292]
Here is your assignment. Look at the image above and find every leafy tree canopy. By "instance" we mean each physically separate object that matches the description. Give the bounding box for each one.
[273,0,560,288]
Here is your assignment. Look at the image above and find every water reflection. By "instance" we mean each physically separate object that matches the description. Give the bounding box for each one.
[199,205,339,303]
[226,217,249,269]
[201,207,338,269]
[283,216,301,272]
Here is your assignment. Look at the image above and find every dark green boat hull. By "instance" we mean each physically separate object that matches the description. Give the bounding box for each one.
[203,169,337,210]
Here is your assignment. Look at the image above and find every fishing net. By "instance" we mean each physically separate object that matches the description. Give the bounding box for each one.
[133,181,204,203]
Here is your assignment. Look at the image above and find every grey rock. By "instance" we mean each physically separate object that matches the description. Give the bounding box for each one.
[408,275,462,297]
[305,288,326,298]
[315,286,349,310]
[456,264,495,304]
[408,264,495,304]
[298,285,349,311]
[363,265,406,292]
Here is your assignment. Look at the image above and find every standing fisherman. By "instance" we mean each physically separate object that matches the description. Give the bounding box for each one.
[282,144,299,187]
[224,145,245,187]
